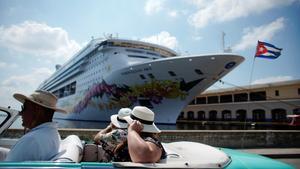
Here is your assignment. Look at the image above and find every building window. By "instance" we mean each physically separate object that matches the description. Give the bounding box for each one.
[207,96,219,104]
[177,112,184,120]
[197,111,205,120]
[222,110,232,121]
[236,109,247,121]
[252,109,266,122]
[234,93,248,102]
[187,111,194,120]
[220,94,232,103]
[196,97,206,104]
[189,99,195,105]
[271,109,287,122]
[275,90,279,96]
[209,110,217,121]
[250,91,266,101]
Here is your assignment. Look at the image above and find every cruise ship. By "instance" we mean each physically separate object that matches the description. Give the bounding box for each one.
[38,37,244,124]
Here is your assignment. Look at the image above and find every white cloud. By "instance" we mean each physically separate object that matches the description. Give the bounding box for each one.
[233,17,285,51]
[0,21,81,63]
[168,10,178,17]
[0,61,18,69]
[252,76,293,84]
[141,31,178,49]
[0,67,53,109]
[145,0,165,15]
[188,0,296,29]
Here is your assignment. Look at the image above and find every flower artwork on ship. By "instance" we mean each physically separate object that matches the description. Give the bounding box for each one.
[73,78,204,114]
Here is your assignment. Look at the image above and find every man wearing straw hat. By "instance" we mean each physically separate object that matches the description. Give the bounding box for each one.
[3,90,67,161]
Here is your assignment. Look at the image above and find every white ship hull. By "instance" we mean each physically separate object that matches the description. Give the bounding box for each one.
[54,54,243,124]
[38,38,244,124]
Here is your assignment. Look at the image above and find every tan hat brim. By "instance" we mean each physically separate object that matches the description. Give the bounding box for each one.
[124,116,161,133]
[13,93,67,114]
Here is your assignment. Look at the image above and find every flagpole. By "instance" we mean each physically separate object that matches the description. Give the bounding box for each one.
[241,56,256,148]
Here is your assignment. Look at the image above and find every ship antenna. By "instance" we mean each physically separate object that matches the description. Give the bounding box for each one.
[221,31,232,53]
[222,31,225,52]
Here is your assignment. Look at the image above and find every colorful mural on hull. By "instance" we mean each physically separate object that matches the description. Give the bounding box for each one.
[73,78,204,114]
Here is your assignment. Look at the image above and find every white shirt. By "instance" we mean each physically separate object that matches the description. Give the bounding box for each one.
[5,122,61,161]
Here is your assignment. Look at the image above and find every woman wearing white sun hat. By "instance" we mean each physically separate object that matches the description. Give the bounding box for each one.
[93,108,131,161]
[113,106,166,163]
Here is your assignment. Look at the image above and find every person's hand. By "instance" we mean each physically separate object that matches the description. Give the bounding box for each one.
[128,120,143,133]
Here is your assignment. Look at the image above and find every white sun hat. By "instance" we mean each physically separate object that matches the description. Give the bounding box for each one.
[13,90,67,113]
[110,108,132,128]
[124,106,161,133]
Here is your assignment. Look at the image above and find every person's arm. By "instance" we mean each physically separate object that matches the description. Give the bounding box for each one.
[94,123,114,144]
[127,120,162,163]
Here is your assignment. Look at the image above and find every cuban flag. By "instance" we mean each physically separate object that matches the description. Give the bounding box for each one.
[255,41,282,59]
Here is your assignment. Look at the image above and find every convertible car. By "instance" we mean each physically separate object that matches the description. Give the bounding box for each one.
[0,106,294,169]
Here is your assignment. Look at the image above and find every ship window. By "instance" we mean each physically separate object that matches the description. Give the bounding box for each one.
[128,55,149,59]
[220,94,232,103]
[250,91,266,101]
[275,90,279,96]
[147,52,158,56]
[195,69,203,75]
[168,71,176,76]
[148,73,155,79]
[140,74,146,80]
[196,97,206,104]
[234,93,248,102]
[126,49,144,53]
[207,96,218,104]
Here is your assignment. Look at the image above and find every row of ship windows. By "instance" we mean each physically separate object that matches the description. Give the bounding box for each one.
[179,108,300,122]
[53,81,76,99]
[189,91,267,105]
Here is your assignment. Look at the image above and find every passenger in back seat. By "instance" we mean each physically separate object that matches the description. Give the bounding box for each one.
[93,108,131,161]
[2,90,67,161]
[113,106,166,163]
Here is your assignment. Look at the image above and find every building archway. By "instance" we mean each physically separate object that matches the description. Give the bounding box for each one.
[197,111,205,120]
[271,108,287,122]
[209,110,217,121]
[177,112,184,120]
[236,109,247,121]
[187,111,194,120]
[222,110,231,121]
[252,109,265,122]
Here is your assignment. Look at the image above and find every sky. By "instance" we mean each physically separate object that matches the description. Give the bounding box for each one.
[0,0,299,109]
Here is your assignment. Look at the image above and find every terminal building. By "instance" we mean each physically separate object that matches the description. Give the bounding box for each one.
[179,79,300,123]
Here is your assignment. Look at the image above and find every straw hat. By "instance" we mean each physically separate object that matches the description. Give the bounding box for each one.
[13,90,67,113]
[124,106,161,133]
[110,108,132,128]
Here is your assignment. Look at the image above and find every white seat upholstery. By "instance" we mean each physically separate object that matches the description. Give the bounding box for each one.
[52,135,83,162]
